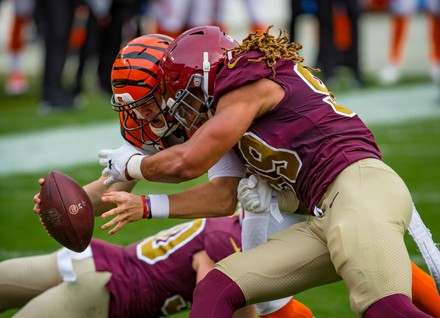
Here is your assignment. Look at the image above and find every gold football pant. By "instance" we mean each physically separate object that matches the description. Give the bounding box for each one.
[0,252,110,317]
[216,158,414,317]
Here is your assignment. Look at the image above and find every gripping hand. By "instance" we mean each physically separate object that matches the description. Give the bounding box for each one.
[238,174,272,214]
[98,144,141,186]
[237,174,299,222]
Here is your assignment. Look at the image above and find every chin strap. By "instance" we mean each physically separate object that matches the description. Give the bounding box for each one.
[203,51,210,96]
[407,204,440,293]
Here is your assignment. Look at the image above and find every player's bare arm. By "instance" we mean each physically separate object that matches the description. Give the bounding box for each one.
[100,176,239,235]
[83,176,136,216]
[168,176,239,218]
[128,78,284,183]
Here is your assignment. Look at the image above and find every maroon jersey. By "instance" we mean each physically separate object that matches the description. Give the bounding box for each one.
[91,216,241,318]
[214,52,381,212]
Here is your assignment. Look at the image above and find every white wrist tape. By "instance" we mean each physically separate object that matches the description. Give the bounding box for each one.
[149,194,170,219]
[127,155,144,180]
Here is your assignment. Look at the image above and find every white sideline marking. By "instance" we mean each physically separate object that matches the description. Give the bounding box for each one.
[0,123,122,176]
[337,83,440,125]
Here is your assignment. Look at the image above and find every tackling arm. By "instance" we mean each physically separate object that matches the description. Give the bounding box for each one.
[128,102,252,183]
[192,250,215,284]
[101,79,280,185]
[168,176,240,218]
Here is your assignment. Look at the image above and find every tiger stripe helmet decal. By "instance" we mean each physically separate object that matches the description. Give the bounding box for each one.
[110,34,178,148]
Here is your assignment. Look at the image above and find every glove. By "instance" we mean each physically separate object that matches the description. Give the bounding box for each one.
[238,175,299,223]
[238,175,270,213]
[98,144,141,186]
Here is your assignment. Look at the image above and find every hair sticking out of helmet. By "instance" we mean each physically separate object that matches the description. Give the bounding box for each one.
[159,26,239,133]
[110,34,178,149]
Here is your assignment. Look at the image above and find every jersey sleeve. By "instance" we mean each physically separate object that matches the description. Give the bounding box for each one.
[208,149,246,180]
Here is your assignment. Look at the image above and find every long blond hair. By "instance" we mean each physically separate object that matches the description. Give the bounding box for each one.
[234,26,319,76]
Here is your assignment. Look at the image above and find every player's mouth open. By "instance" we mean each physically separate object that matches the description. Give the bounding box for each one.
[151,117,165,128]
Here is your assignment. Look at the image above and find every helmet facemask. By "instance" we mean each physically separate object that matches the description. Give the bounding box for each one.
[166,74,214,133]
[112,86,178,146]
[159,26,239,133]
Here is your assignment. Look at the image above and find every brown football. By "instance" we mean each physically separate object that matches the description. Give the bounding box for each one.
[39,171,94,252]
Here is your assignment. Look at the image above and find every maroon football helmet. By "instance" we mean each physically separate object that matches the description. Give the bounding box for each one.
[158,26,239,132]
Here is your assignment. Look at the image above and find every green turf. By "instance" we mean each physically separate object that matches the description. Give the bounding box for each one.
[0,73,117,135]
[0,79,439,317]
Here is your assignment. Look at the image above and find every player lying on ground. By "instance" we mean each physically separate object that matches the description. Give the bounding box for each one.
[10,202,439,318]
[1,214,305,318]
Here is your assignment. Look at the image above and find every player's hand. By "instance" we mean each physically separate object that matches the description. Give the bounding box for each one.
[100,191,144,235]
[238,175,299,215]
[98,144,141,186]
[33,178,45,215]
[33,178,51,233]
[237,174,273,213]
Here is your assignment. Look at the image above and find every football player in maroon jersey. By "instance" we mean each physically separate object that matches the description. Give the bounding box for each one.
[31,33,313,318]
[97,26,438,317]
[0,215,262,317]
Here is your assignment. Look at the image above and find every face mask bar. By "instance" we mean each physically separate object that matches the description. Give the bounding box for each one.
[166,74,213,132]
[111,84,160,112]
[114,89,177,145]
[120,109,164,145]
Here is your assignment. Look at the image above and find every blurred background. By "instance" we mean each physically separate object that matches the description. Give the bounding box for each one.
[1,0,439,97]
[0,0,439,317]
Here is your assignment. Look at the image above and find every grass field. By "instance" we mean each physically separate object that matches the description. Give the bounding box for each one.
[0,73,439,317]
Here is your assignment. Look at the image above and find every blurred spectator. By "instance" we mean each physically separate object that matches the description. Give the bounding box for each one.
[150,0,221,38]
[289,0,363,86]
[36,0,140,114]
[215,0,268,35]
[362,0,389,11]
[380,0,440,84]
[143,0,268,45]
[243,0,268,34]
[72,0,139,98]
[331,0,363,85]
[37,0,81,113]
[314,0,336,80]
[4,0,35,96]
